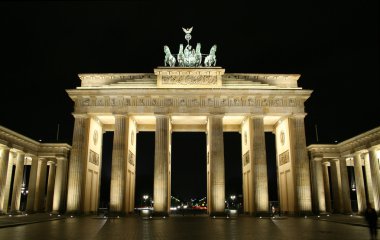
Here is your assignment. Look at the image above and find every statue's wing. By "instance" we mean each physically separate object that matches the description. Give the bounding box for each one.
[182,27,193,34]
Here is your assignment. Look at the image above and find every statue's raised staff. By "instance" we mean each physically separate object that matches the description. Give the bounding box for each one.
[204,45,217,67]
[164,45,176,67]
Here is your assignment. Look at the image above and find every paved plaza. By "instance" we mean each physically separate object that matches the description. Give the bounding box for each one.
[0,213,377,240]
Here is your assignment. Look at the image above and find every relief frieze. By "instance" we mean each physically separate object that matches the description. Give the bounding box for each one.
[89,150,100,166]
[279,150,289,166]
[162,75,218,85]
[79,95,302,108]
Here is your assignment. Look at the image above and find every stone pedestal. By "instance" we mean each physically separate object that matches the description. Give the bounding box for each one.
[154,67,225,88]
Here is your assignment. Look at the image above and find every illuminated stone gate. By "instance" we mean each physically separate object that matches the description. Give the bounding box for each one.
[65,67,313,216]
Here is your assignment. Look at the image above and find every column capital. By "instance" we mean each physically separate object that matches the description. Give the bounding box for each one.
[207,113,224,118]
[113,113,128,117]
[321,160,330,166]
[249,114,264,119]
[72,113,88,119]
[0,144,10,151]
[154,113,170,118]
[289,113,307,118]
[369,145,380,152]
[311,154,323,161]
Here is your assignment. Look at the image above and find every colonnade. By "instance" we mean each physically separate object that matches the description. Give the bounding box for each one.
[0,126,70,215]
[65,113,312,216]
[0,146,69,214]
[311,146,380,214]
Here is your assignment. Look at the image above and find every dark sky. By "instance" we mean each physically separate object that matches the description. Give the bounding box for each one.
[0,1,378,204]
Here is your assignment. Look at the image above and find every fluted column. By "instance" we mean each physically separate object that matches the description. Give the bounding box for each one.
[26,156,38,212]
[66,114,89,213]
[110,115,128,214]
[35,159,47,212]
[52,157,68,213]
[153,115,171,216]
[207,115,225,216]
[353,152,366,214]
[249,116,268,213]
[322,162,332,212]
[312,158,326,213]
[369,147,380,212]
[364,153,374,207]
[0,147,10,213]
[45,162,56,212]
[330,159,343,213]
[10,151,25,212]
[339,157,352,213]
[288,115,312,213]
[1,152,14,213]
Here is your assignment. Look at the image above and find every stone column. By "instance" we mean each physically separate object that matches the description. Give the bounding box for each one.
[153,115,171,216]
[0,146,10,213]
[369,147,380,212]
[353,152,366,214]
[66,114,89,213]
[288,115,312,213]
[330,159,343,213]
[10,151,25,213]
[364,153,374,207]
[45,162,56,212]
[1,152,14,213]
[249,116,268,213]
[207,115,225,216]
[339,157,352,213]
[26,156,38,212]
[322,162,332,212]
[110,115,128,214]
[52,157,68,213]
[35,159,47,212]
[312,158,326,213]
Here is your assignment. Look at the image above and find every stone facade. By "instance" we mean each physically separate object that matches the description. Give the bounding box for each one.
[308,126,380,214]
[0,126,70,214]
[66,67,313,215]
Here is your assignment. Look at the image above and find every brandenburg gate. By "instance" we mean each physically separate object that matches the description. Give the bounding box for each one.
[65,28,313,216]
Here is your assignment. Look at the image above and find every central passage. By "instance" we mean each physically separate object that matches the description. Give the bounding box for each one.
[171,133,207,203]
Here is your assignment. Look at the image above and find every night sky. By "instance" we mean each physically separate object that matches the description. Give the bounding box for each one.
[0,2,378,205]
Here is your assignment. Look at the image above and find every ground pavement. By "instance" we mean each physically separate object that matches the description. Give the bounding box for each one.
[0,213,378,240]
